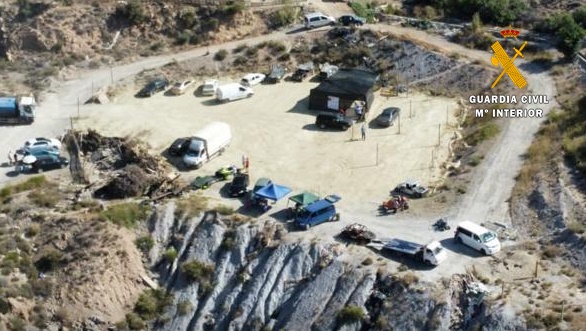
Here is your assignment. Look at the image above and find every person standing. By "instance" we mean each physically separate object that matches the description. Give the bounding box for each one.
[7,150,13,166]
[361,124,366,141]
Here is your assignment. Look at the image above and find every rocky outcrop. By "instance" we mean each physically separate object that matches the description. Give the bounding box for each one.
[146,203,527,331]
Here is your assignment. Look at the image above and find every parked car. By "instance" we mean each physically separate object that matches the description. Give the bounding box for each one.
[295,197,341,230]
[315,112,353,131]
[454,221,501,255]
[376,107,400,127]
[137,78,169,97]
[247,177,273,204]
[24,137,61,151]
[241,73,266,86]
[216,83,254,102]
[393,180,429,198]
[167,137,191,156]
[27,154,69,173]
[228,173,250,197]
[304,12,336,29]
[291,62,315,82]
[338,14,366,26]
[266,64,286,84]
[170,79,195,95]
[22,147,60,158]
[201,79,219,96]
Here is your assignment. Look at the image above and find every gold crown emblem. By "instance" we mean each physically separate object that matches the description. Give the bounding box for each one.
[500,25,520,38]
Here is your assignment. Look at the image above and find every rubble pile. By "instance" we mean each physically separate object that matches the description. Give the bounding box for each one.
[67,130,184,200]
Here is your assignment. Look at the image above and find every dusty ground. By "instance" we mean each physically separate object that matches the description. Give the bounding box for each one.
[75,78,458,211]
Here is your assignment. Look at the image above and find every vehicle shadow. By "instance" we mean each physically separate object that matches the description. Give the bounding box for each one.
[268,208,291,223]
[302,124,320,131]
[286,26,308,35]
[159,150,192,173]
[439,238,483,258]
[193,86,204,97]
[366,246,436,271]
[201,99,222,106]
[286,97,313,115]
[4,170,19,177]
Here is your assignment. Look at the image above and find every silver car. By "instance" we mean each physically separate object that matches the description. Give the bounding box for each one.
[376,107,400,127]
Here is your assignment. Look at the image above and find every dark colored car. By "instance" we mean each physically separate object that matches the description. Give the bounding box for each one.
[246,177,273,204]
[376,107,400,127]
[338,15,366,26]
[31,154,68,173]
[315,112,353,131]
[266,65,286,84]
[137,79,169,97]
[168,137,191,156]
[228,173,250,197]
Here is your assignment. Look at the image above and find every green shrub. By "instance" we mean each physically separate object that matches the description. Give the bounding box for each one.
[116,0,146,26]
[182,260,215,283]
[28,189,60,207]
[233,44,248,54]
[177,300,192,315]
[35,250,64,272]
[223,0,246,15]
[135,235,154,253]
[214,49,229,61]
[12,176,48,192]
[574,6,586,29]
[163,247,178,262]
[134,289,172,321]
[272,4,297,27]
[349,2,375,23]
[220,230,236,251]
[214,205,235,216]
[99,202,149,228]
[466,122,500,145]
[125,312,145,330]
[0,186,12,199]
[175,195,208,218]
[337,305,365,325]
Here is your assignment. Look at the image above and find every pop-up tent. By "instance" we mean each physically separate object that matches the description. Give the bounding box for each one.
[254,183,292,201]
[288,191,319,207]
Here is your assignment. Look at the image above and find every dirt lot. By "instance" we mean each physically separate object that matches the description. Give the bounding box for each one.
[75,78,458,211]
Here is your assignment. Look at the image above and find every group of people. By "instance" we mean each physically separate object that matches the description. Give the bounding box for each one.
[339,101,368,122]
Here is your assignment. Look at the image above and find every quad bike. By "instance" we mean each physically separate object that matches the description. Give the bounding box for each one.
[433,218,451,231]
[340,223,376,244]
[379,196,409,214]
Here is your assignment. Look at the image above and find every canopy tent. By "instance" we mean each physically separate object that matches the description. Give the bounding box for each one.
[288,191,319,207]
[309,68,379,112]
[254,183,292,201]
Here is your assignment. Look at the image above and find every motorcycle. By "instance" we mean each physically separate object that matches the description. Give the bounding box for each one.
[433,218,451,231]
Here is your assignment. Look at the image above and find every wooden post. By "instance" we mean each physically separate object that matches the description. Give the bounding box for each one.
[110,66,114,84]
[534,261,538,278]
[398,113,401,134]
[561,301,564,322]
[438,123,441,146]
[409,100,412,118]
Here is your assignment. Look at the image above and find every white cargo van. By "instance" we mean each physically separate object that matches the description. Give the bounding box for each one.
[454,221,501,255]
[216,83,253,102]
[183,122,232,169]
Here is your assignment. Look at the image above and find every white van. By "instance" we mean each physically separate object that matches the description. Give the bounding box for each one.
[202,79,218,96]
[183,122,232,168]
[454,221,501,255]
[304,12,335,29]
[216,83,253,102]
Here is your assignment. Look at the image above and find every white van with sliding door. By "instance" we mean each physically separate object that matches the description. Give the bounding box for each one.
[454,221,501,255]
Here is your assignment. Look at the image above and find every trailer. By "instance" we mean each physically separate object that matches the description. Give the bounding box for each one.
[373,238,447,266]
[0,96,36,125]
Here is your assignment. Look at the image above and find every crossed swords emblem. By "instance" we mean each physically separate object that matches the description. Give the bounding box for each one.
[490,40,528,89]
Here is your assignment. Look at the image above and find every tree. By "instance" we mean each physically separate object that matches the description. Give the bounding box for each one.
[552,14,585,58]
[573,6,586,29]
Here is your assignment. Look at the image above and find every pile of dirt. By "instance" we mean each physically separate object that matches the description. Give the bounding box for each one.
[67,129,184,200]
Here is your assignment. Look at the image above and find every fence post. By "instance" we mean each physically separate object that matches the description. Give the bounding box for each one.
[561,301,564,322]
[534,261,538,279]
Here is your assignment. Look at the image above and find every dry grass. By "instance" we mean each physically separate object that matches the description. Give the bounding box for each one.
[175,194,208,219]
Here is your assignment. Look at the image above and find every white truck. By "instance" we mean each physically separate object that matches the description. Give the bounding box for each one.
[369,238,447,266]
[183,122,232,169]
[216,83,253,102]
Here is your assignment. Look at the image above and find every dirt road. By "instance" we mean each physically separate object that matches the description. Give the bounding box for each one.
[0,8,557,281]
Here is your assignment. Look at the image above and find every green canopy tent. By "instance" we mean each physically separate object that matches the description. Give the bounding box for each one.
[288,191,319,208]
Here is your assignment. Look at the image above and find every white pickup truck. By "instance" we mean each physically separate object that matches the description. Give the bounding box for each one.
[369,238,447,266]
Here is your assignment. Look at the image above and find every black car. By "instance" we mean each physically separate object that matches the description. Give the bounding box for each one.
[228,173,250,197]
[31,154,68,173]
[315,112,353,131]
[376,107,400,127]
[338,15,366,26]
[137,78,169,97]
[168,137,191,156]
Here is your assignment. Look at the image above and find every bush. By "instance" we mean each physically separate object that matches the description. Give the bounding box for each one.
[542,244,563,259]
[99,202,149,228]
[220,230,236,251]
[337,305,365,325]
[574,6,586,29]
[214,205,235,215]
[135,235,154,253]
[214,49,229,61]
[12,176,48,192]
[182,260,215,283]
[349,2,375,23]
[35,250,64,272]
[125,312,145,330]
[551,14,585,58]
[465,122,500,145]
[28,189,60,207]
[116,0,146,26]
[175,195,208,218]
[134,289,172,321]
[223,0,246,15]
[272,4,297,28]
[361,257,373,265]
[233,44,248,54]
[163,247,178,262]
[177,300,192,315]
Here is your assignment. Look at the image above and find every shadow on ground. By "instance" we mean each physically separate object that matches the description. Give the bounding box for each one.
[440,238,483,258]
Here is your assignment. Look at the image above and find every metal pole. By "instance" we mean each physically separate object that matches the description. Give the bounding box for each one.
[534,261,538,278]
[409,100,412,118]
[376,143,379,166]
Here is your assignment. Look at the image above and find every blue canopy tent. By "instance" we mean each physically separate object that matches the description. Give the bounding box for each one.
[254,183,292,201]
